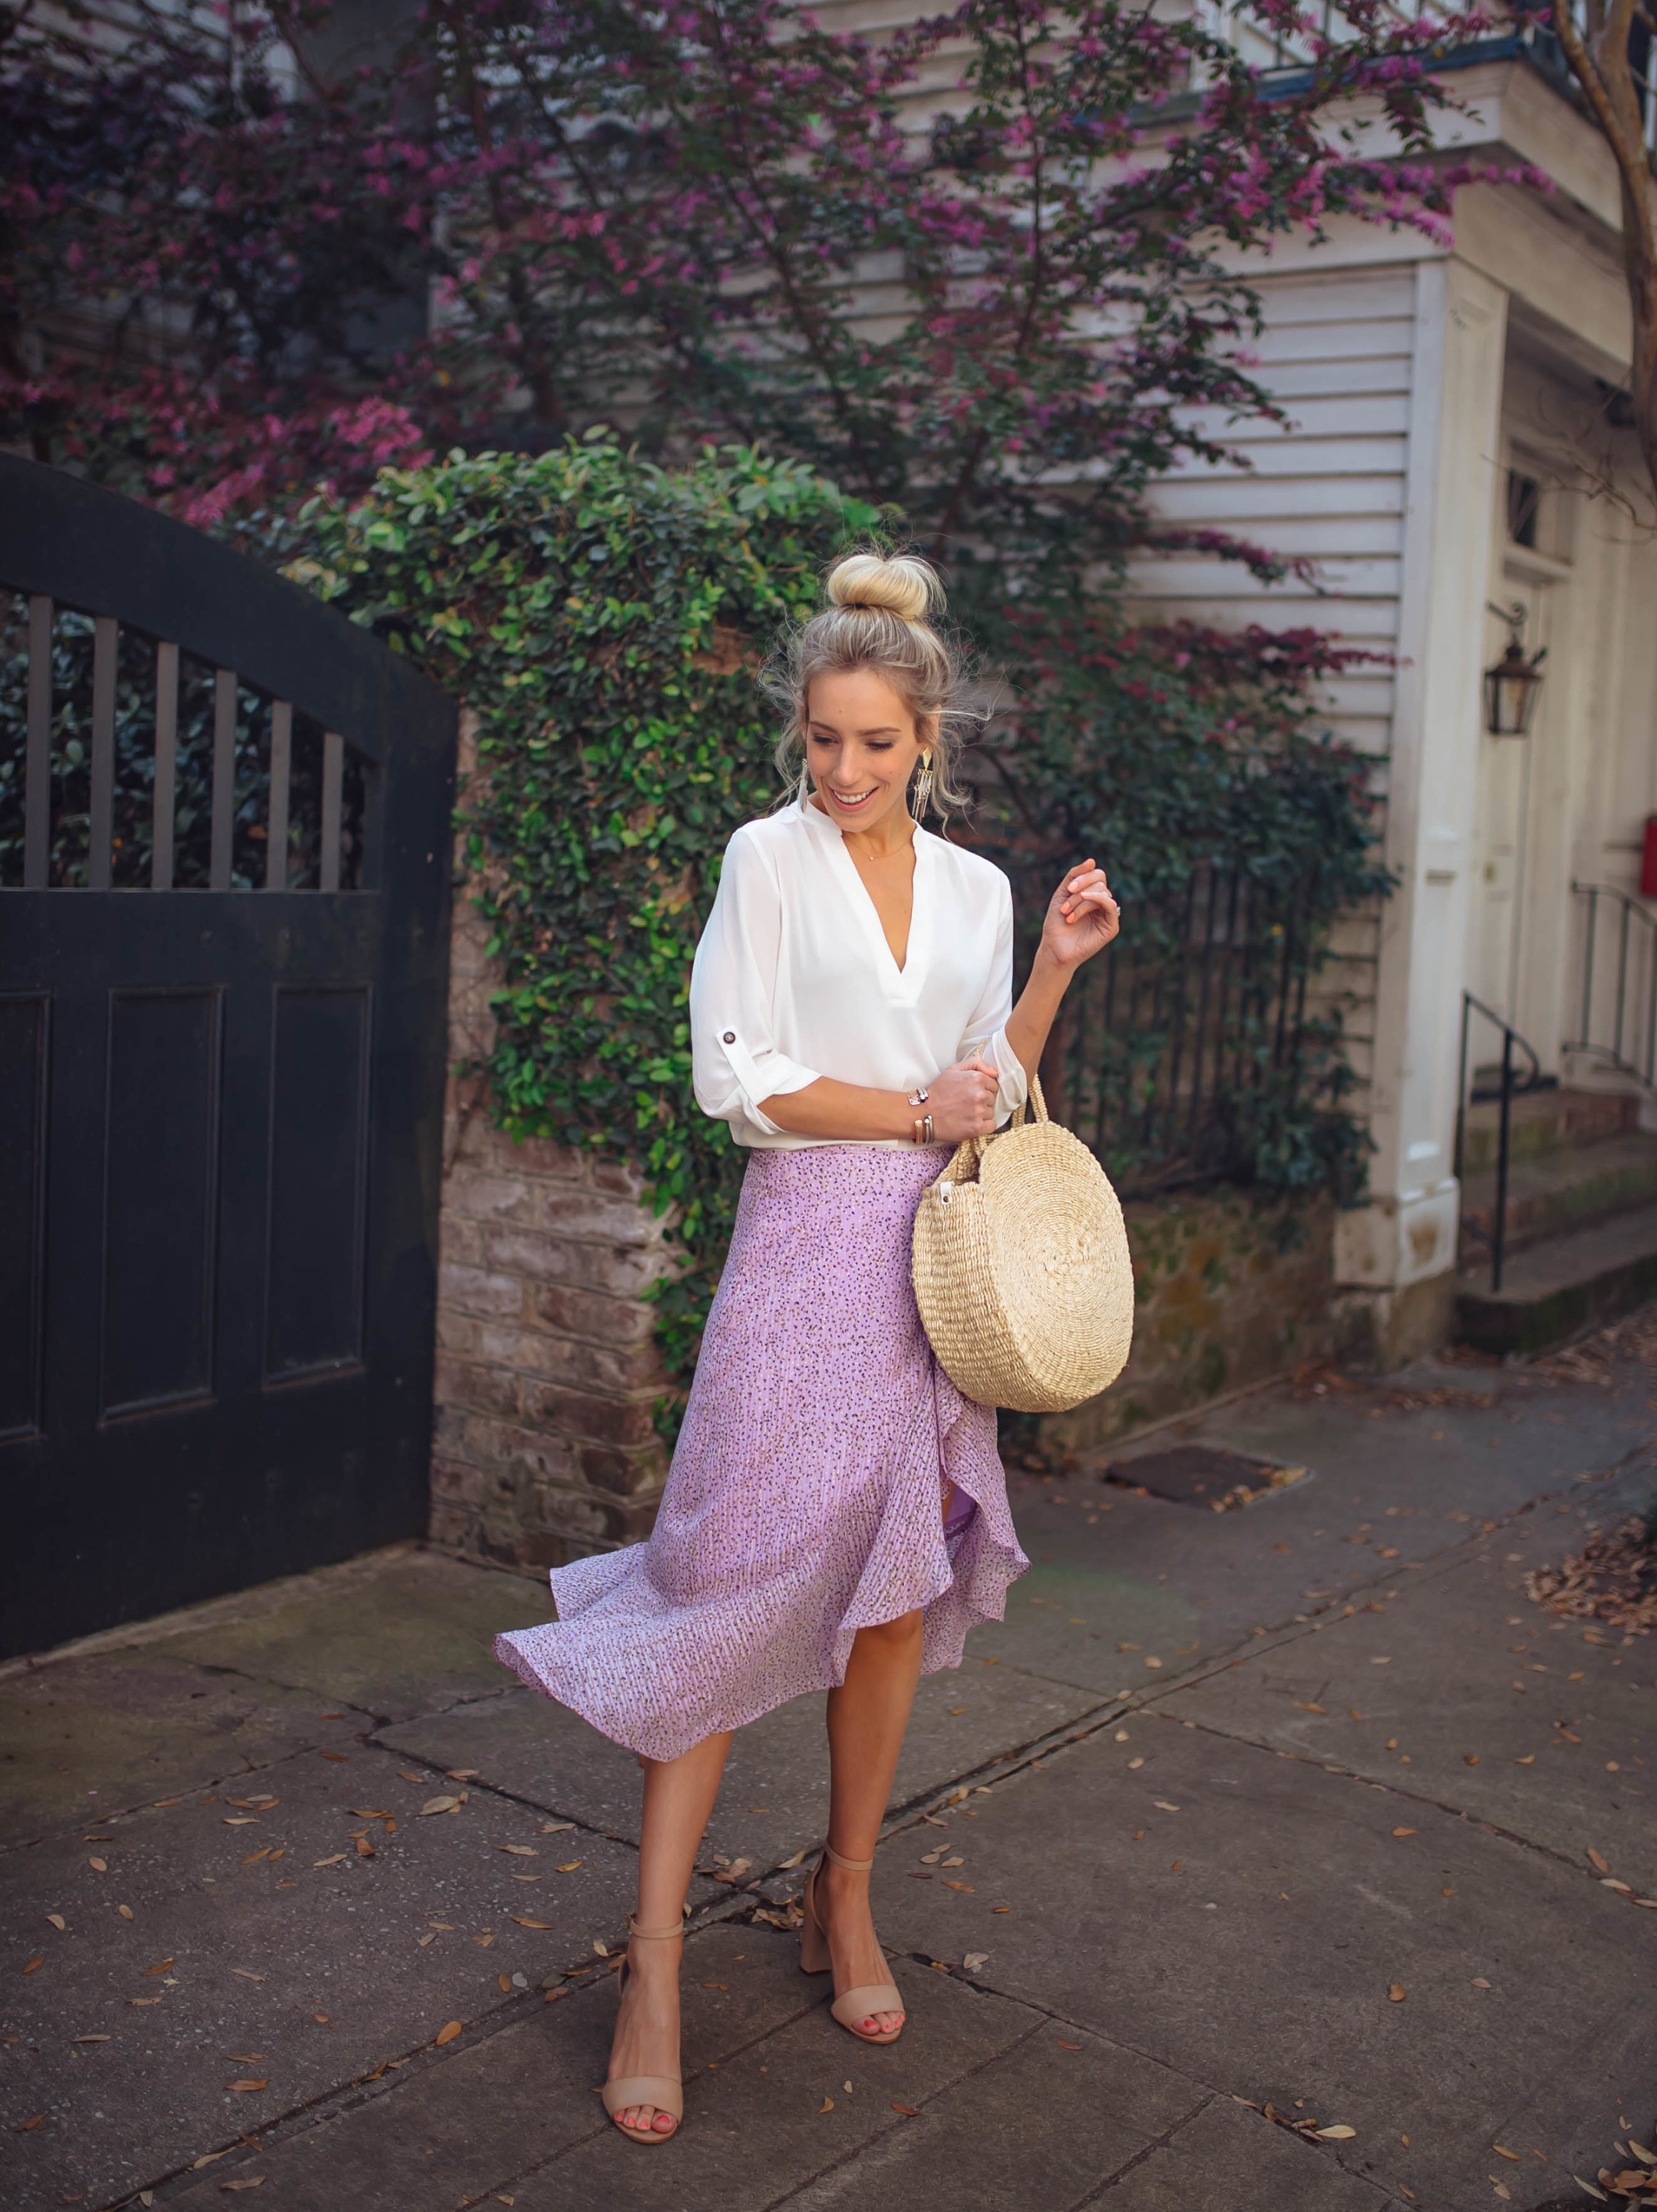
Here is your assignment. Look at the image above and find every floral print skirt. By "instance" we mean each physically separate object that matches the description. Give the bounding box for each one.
[494,1143,1029,1762]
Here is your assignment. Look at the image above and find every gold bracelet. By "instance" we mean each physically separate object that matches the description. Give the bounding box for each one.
[912,1112,935,1146]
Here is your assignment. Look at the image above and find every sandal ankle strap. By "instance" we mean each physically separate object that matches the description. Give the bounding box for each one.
[820,1843,874,1873]
[627,1913,687,1942]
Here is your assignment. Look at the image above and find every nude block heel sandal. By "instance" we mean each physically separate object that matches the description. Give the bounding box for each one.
[602,1916,685,2144]
[799,1844,906,2045]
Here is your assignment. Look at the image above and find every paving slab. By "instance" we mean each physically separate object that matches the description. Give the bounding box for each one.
[872,1716,1657,2210]
[1095,2094,1395,2211]
[0,1739,694,2209]
[505,1947,1035,2212]
[1159,1507,1657,1897]
[160,1924,818,2211]
[379,1664,1102,1871]
[152,1550,551,1724]
[786,2014,1203,2212]
[977,1371,1651,1699]
[0,1653,370,1851]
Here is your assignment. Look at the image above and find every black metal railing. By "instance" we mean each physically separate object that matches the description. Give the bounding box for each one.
[1027,862,1338,1196]
[1567,880,1657,1093]
[1455,992,1544,1295]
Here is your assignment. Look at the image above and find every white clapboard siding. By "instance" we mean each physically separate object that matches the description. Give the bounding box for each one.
[1129,264,1424,1086]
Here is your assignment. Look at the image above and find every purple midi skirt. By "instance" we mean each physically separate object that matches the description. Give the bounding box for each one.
[493,1144,1029,1762]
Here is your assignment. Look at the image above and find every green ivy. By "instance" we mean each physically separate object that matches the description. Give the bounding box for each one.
[295,433,879,1414]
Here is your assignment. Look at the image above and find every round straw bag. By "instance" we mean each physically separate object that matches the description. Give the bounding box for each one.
[911,1075,1134,1413]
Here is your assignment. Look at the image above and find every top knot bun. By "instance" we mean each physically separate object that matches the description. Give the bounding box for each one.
[824,552,941,625]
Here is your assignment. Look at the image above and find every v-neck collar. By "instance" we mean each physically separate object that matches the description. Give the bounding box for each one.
[800,793,929,993]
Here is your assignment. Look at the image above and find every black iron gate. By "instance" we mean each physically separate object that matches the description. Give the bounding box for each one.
[0,457,456,1659]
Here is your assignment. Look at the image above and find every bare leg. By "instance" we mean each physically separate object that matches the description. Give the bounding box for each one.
[820,1607,925,2037]
[608,1730,731,2141]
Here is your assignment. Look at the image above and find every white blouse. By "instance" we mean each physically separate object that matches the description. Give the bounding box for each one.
[689,793,1029,1149]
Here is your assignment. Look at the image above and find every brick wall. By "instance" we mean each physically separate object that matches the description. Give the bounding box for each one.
[428,716,677,1575]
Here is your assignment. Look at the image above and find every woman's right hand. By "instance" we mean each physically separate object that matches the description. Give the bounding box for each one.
[923,1053,1000,1142]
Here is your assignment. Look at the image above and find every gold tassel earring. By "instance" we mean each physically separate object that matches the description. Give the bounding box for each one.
[910,748,934,823]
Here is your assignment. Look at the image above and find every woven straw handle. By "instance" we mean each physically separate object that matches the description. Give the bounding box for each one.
[940,1070,1048,1185]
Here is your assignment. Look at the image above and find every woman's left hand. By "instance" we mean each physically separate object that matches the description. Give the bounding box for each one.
[1040,857,1121,970]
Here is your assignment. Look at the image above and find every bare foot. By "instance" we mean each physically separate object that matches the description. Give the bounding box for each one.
[817,1859,905,2038]
[607,1930,682,2141]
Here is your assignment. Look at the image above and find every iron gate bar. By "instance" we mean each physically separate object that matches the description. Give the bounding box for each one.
[88,615,116,890]
[24,596,51,888]
[153,639,179,890]
[267,699,290,892]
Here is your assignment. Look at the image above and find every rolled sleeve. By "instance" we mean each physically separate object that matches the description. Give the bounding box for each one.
[959,873,1029,1124]
[690,827,823,1139]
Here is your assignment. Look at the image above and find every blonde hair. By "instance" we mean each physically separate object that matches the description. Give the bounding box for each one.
[767,550,985,821]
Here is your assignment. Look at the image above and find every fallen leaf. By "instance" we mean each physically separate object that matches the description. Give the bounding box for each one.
[242,1849,272,1866]
[445,1769,480,1780]
[192,2152,227,2168]
[941,1880,975,1892]
[1371,1657,1392,1665]
[320,1752,349,1762]
[130,1997,162,2007]
[354,1837,374,1860]
[819,2097,834,2113]
[1388,1983,1406,2002]
[419,1796,460,1817]
[963,1953,989,1970]
[119,1905,134,1920]
[1392,1828,1417,1839]
[779,1849,806,1869]
[1494,2146,1521,2162]
[1571,2179,1608,2201]
[23,1957,43,1975]
[1154,1801,1181,1813]
[144,1957,175,1977]
[500,1845,536,1857]
[13,2114,44,2132]
[223,1819,259,1828]
[312,1855,347,1868]
[72,2033,111,2043]
[1127,1757,1144,1770]
[1588,1849,1610,1873]
[226,2079,268,2092]
[1464,1754,1480,1766]
[555,1861,583,1873]
[1144,1656,1163,1669]
[230,1969,265,1982]
[88,1856,107,1872]
[891,2102,918,2116]
[1056,2040,1082,2050]
[1516,1755,1536,1765]
[435,2020,463,2047]
[46,1913,65,1931]
[418,1932,436,1947]
[1472,1977,1492,1989]
[219,2180,264,2191]
[1317,2124,1357,2139]
[511,1918,555,1930]
[540,1822,575,1834]
[1293,1702,1327,1714]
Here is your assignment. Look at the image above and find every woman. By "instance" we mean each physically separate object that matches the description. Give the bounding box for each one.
[495,551,1120,2144]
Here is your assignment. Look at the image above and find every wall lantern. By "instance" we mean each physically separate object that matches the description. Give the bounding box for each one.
[1484,602,1547,737]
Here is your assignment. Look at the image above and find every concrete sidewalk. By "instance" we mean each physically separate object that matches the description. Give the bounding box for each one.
[3,1338,1655,2212]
